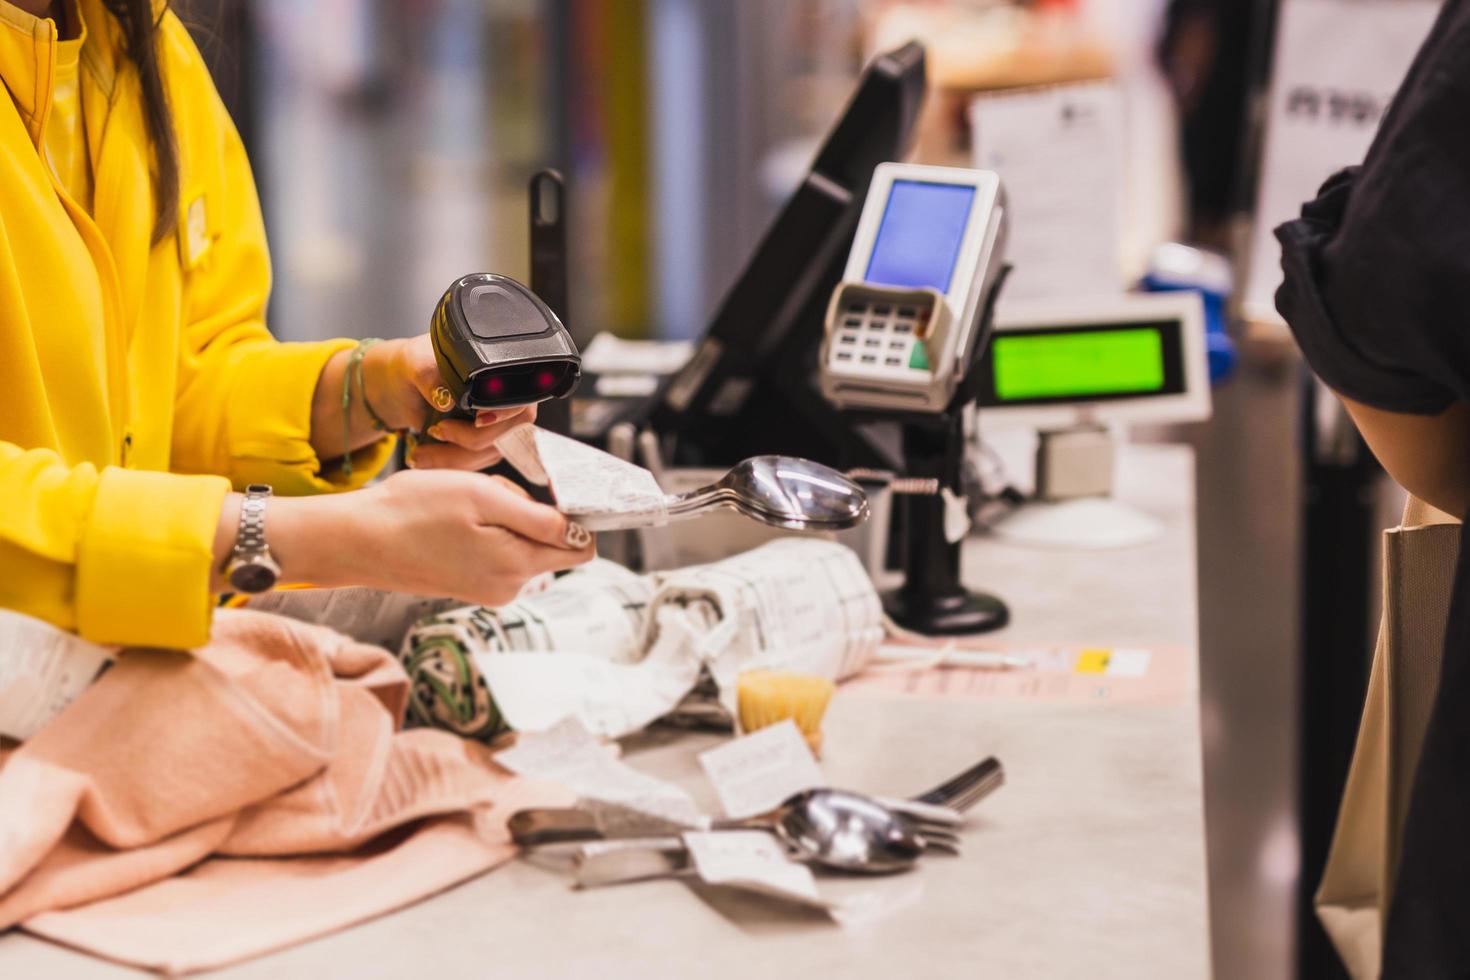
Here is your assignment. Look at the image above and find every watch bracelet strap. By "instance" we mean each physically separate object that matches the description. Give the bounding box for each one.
[230,485,273,564]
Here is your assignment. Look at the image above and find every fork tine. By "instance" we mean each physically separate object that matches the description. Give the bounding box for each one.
[918,834,961,855]
[904,816,964,837]
[915,828,961,847]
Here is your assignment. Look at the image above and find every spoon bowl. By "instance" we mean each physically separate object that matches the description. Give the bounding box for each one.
[768,788,924,874]
[668,456,870,531]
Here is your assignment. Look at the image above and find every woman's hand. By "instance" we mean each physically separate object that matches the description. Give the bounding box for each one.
[258,470,594,606]
[361,335,538,470]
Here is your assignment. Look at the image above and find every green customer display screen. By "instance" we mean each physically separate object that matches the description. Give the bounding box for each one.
[983,321,1183,406]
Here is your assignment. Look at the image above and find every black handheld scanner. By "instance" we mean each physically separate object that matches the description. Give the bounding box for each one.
[429,273,581,418]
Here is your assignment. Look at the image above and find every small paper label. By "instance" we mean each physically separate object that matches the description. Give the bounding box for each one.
[698,719,824,819]
[682,830,821,902]
[1104,648,1152,678]
[680,830,920,926]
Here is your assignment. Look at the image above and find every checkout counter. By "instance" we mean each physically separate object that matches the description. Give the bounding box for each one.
[0,41,1212,979]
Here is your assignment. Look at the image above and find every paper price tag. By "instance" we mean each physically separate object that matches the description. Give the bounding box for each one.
[698,720,824,819]
[681,831,921,926]
[682,831,821,902]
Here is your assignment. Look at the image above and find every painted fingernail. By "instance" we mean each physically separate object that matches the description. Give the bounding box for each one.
[430,385,455,412]
[427,425,444,440]
[564,523,592,549]
[475,412,500,427]
[405,451,418,469]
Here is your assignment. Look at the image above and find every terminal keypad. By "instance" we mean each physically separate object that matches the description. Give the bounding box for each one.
[830,297,930,372]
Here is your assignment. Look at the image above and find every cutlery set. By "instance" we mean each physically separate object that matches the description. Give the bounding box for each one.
[510,755,1003,879]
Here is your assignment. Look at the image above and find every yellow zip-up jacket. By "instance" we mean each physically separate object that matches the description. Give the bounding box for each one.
[0,0,391,649]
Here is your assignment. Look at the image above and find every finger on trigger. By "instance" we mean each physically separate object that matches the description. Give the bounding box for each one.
[410,444,503,471]
[427,417,501,452]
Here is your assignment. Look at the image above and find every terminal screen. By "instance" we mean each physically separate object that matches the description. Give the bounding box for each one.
[865,180,975,292]
[991,326,1169,402]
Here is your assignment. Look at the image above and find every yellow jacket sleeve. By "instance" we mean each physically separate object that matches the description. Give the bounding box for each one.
[168,26,393,495]
[0,445,229,649]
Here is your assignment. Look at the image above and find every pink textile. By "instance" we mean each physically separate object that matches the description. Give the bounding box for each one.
[0,609,568,974]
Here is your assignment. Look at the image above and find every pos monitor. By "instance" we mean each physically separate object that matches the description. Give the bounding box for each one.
[975,292,1211,428]
[647,42,928,468]
[973,291,1212,549]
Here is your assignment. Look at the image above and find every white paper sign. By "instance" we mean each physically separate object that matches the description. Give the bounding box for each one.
[970,82,1126,305]
[1242,0,1439,325]
[698,720,824,819]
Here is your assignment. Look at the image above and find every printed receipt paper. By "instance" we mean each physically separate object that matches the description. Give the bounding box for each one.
[0,610,113,741]
[496,425,669,531]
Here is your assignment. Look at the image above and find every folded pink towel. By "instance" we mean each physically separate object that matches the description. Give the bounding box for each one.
[0,609,569,974]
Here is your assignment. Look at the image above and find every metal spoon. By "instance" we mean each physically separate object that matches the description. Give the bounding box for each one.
[664,456,870,531]
[575,456,870,532]
[743,788,925,874]
[514,789,936,874]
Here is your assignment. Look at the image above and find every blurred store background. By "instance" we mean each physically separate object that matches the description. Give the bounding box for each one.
[170,1,1437,977]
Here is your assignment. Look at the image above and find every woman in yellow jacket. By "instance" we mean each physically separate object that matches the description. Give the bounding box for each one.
[1,0,595,650]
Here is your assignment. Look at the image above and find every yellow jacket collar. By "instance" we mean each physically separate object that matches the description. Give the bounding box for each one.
[0,0,161,142]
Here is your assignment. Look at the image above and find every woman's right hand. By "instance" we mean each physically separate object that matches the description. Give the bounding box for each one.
[260,470,595,605]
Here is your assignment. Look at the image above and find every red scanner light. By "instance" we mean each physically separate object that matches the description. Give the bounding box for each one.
[468,361,576,408]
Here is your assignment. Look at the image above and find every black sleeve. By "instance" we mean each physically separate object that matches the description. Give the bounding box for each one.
[1274,0,1470,416]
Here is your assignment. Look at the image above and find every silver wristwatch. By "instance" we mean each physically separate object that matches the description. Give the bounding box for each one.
[223,484,281,593]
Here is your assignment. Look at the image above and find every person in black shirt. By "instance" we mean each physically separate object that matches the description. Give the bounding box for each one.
[1277,0,1470,973]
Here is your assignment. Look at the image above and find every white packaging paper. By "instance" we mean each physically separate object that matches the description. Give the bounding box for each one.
[495,717,703,825]
[496,424,669,530]
[649,538,884,716]
[402,538,885,743]
[0,610,114,742]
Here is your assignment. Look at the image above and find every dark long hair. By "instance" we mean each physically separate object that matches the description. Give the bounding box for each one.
[102,0,177,243]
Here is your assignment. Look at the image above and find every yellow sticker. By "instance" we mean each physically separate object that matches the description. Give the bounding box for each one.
[1075,649,1112,674]
[180,193,211,269]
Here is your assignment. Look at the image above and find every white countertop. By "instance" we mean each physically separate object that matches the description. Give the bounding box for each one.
[0,444,1207,979]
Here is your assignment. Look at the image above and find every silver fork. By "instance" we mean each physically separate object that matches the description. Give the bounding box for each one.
[910,755,1004,811]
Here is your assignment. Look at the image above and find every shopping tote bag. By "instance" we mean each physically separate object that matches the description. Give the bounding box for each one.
[1316,497,1459,978]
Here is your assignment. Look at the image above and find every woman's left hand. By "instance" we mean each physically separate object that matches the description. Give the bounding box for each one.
[364,334,538,470]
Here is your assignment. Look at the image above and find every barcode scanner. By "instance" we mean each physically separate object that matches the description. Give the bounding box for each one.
[428,272,581,419]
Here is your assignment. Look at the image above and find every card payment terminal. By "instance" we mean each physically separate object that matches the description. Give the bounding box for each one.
[820,164,1008,413]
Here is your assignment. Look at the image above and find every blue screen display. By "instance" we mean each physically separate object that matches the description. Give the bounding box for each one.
[864,180,976,292]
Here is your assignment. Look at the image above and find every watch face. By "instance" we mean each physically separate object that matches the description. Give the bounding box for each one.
[230,560,278,594]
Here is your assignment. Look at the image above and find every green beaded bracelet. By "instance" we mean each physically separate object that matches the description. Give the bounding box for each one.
[340,337,385,478]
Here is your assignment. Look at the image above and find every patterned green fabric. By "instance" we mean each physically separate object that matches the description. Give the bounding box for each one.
[401,609,506,740]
